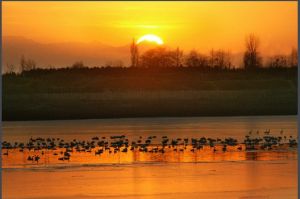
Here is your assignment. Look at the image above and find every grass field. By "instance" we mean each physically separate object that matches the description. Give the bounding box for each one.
[3,67,297,121]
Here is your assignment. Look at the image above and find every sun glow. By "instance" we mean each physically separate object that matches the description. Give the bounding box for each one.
[137,34,164,45]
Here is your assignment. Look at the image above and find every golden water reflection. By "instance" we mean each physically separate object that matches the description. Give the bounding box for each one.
[2,145,297,168]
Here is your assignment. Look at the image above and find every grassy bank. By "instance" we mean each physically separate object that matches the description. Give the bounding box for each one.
[3,67,297,121]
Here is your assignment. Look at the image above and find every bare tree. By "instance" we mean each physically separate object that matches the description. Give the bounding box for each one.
[223,50,232,69]
[185,50,198,67]
[289,48,298,67]
[20,55,26,72]
[20,55,37,72]
[266,55,288,68]
[174,47,183,67]
[140,47,176,68]
[26,59,36,70]
[130,38,139,67]
[72,61,85,68]
[185,50,208,68]
[6,63,15,74]
[209,49,216,68]
[243,34,262,69]
[209,49,232,69]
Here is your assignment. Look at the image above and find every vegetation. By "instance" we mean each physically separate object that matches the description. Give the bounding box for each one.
[128,34,297,70]
[130,39,139,67]
[3,33,297,121]
[3,67,297,121]
[243,34,262,69]
[7,34,297,74]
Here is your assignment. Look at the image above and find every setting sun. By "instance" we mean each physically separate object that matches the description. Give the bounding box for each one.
[137,34,164,45]
[1,2,298,199]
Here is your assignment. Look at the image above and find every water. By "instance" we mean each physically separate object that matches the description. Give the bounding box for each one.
[3,160,298,199]
[2,115,298,199]
[3,115,297,142]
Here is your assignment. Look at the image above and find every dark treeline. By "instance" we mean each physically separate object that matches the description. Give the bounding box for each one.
[3,66,297,94]
[4,34,298,74]
[129,34,297,69]
[5,64,298,76]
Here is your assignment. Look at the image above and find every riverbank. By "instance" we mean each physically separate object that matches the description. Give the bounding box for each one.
[3,89,297,121]
[3,67,297,121]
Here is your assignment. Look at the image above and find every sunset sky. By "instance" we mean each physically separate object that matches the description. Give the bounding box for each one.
[2,1,298,68]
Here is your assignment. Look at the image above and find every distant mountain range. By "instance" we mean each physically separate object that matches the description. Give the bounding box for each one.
[2,36,244,73]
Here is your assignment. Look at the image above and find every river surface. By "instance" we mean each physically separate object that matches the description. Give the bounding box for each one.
[2,115,297,142]
[2,115,298,199]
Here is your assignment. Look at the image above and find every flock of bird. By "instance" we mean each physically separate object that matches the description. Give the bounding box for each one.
[2,130,298,164]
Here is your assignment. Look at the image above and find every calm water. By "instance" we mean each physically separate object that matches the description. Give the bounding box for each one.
[2,115,297,142]
[2,116,298,199]
[3,160,298,199]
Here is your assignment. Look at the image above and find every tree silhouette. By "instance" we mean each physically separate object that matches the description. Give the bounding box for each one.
[266,55,288,68]
[243,34,262,69]
[185,50,208,68]
[140,47,176,68]
[72,61,85,68]
[209,49,232,69]
[20,55,26,72]
[174,47,183,67]
[130,39,139,67]
[289,48,298,67]
[20,55,36,72]
[6,63,15,74]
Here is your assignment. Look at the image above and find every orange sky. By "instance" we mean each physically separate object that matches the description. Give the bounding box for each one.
[3,1,298,55]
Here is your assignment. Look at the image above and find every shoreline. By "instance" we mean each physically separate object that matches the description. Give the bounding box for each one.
[2,113,298,122]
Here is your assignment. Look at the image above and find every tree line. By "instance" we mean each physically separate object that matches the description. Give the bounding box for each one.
[131,34,298,70]
[5,34,298,74]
